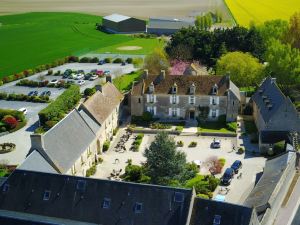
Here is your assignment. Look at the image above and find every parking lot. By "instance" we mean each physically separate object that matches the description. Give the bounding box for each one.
[95,130,266,204]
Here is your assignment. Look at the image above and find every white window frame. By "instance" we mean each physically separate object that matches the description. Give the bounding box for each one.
[172,108,177,117]
[149,94,154,103]
[212,109,217,118]
[172,95,177,104]
[189,96,195,105]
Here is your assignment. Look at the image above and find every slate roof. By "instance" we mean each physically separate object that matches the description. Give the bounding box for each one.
[17,151,57,174]
[244,151,295,215]
[229,80,241,101]
[0,170,193,225]
[148,17,194,29]
[39,109,96,173]
[103,14,130,22]
[131,75,230,96]
[79,110,100,134]
[189,197,253,225]
[252,77,288,122]
[81,82,123,125]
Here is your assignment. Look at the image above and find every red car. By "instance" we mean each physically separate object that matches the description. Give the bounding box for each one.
[96,70,104,76]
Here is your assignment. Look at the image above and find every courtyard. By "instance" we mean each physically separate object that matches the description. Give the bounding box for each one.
[94,127,266,204]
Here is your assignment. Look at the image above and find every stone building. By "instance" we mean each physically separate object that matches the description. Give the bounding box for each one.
[251,77,300,153]
[130,70,241,122]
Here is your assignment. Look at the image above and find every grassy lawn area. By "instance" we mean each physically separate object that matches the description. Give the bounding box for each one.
[0,12,160,78]
[113,70,142,93]
[198,120,236,134]
[225,0,300,27]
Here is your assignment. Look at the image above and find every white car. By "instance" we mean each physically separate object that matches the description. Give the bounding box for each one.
[75,74,84,80]
[211,140,221,148]
[89,75,98,81]
[49,79,58,84]
[77,80,85,86]
[18,107,27,115]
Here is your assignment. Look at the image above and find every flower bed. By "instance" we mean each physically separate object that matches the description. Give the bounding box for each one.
[0,143,16,154]
[0,108,26,134]
[131,134,144,152]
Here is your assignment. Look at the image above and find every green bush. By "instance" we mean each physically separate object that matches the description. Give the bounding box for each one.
[84,87,96,96]
[197,193,210,199]
[273,140,285,154]
[103,141,110,152]
[188,141,197,147]
[177,140,184,147]
[86,165,97,177]
[218,158,226,167]
[136,133,144,140]
[226,122,237,132]
[113,58,123,63]
[47,69,53,75]
[126,58,133,64]
[150,122,171,129]
[113,128,119,136]
[79,57,91,63]
[38,85,80,127]
[238,147,245,154]
[175,125,184,132]
[91,57,99,63]
[104,58,112,63]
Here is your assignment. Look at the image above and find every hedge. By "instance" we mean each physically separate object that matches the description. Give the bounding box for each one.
[0,92,50,103]
[38,85,81,127]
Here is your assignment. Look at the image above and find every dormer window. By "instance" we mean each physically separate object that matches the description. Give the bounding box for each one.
[190,83,196,94]
[172,83,178,94]
[212,84,218,95]
[134,202,143,213]
[149,82,154,93]
[43,190,51,201]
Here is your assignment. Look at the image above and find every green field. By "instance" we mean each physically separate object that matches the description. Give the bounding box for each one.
[225,0,300,27]
[113,71,142,93]
[0,12,160,78]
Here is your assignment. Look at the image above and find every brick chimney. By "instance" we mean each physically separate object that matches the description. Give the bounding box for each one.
[95,84,102,92]
[30,134,44,152]
[106,75,112,83]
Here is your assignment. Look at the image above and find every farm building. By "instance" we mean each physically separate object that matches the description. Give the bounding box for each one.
[102,14,146,33]
[147,17,195,35]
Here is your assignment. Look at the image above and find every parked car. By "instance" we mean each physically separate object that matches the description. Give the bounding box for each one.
[50,79,58,84]
[40,91,47,96]
[96,70,104,76]
[67,80,75,84]
[211,139,221,148]
[89,75,98,81]
[103,70,110,75]
[78,70,84,74]
[84,73,92,80]
[28,91,35,96]
[33,91,38,96]
[77,80,85,86]
[75,74,84,80]
[98,60,105,65]
[18,107,27,115]
[231,160,242,174]
[121,62,126,66]
[221,168,235,185]
[90,69,97,74]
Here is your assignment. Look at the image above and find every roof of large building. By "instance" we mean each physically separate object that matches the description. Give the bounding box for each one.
[251,77,290,122]
[103,14,131,22]
[190,197,253,225]
[244,151,295,215]
[0,170,193,225]
[81,82,123,125]
[17,151,57,174]
[36,109,96,173]
[131,74,230,96]
[148,17,194,29]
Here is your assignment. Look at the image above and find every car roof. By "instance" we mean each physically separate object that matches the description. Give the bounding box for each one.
[225,168,234,173]
[232,160,241,164]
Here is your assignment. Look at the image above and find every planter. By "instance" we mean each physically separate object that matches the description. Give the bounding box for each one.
[0,143,16,154]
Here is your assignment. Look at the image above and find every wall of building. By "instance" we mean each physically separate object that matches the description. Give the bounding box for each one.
[130,94,144,116]
[226,89,240,122]
[103,18,146,33]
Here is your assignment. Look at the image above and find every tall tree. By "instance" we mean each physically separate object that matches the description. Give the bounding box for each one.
[143,48,170,75]
[144,132,187,185]
[216,51,264,87]
[285,12,300,49]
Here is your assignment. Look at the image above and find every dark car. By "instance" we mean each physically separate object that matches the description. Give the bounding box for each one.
[84,73,92,80]
[231,160,242,174]
[28,91,35,96]
[221,168,234,185]
[98,60,105,65]
[40,91,47,96]
[46,91,51,96]
[33,91,38,96]
[121,62,126,66]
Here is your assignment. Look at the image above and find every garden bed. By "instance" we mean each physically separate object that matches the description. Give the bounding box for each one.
[0,143,16,154]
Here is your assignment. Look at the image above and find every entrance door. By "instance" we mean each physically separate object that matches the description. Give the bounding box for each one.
[190,111,195,120]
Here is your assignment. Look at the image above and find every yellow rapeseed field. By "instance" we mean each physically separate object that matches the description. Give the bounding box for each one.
[225,0,300,27]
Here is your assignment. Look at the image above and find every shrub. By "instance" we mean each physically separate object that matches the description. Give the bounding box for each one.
[218,158,226,167]
[84,87,96,96]
[0,127,6,132]
[34,126,45,134]
[68,56,79,62]
[150,122,171,129]
[226,122,237,132]
[126,58,133,64]
[103,141,110,152]
[47,70,53,75]
[113,128,119,136]
[104,58,112,63]
[177,140,184,147]
[91,57,99,63]
[136,133,144,140]
[197,193,209,199]
[0,93,7,100]
[113,58,123,63]
[273,140,285,154]
[86,165,97,177]
[2,115,18,129]
[188,141,197,147]
[133,58,143,68]
[175,125,183,132]
[79,57,91,63]
[238,147,245,154]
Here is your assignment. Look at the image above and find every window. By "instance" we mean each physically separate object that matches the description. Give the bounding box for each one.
[212,109,217,118]
[147,106,154,114]
[190,96,195,105]
[134,202,143,213]
[172,95,177,104]
[212,84,218,95]
[172,108,177,117]
[2,183,9,192]
[174,192,184,203]
[213,215,221,225]
[190,83,195,94]
[102,198,111,209]
[212,97,216,105]
[138,98,141,103]
[76,180,86,191]
[150,94,154,103]
[43,190,51,201]
[149,82,154,93]
[172,86,177,93]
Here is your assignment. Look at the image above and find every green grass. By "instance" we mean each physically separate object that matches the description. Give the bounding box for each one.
[0,12,160,78]
[198,121,235,134]
[113,70,142,92]
[225,0,300,27]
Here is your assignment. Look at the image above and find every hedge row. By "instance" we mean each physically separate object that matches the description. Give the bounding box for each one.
[0,92,50,103]
[38,85,81,127]
[16,79,70,89]
[0,56,79,85]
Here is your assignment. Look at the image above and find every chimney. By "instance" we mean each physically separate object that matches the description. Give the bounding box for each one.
[143,69,149,79]
[271,77,276,84]
[160,70,166,80]
[30,134,44,152]
[106,75,112,83]
[95,84,102,92]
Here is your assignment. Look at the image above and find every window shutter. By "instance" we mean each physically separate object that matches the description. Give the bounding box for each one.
[146,94,149,103]
[176,96,179,104]
[216,109,219,117]
[210,96,212,105]
[169,108,172,116]
[147,106,150,112]
[154,95,157,103]
[170,96,172,104]
[154,107,157,115]
[216,97,220,105]
[209,109,212,117]
[177,108,180,117]
[188,96,191,104]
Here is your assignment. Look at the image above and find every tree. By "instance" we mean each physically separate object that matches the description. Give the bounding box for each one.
[257,19,288,44]
[144,132,187,185]
[168,44,193,60]
[216,51,264,87]
[285,12,300,49]
[143,48,170,75]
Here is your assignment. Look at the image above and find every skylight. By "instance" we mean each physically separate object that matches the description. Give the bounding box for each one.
[76,180,86,191]
[213,215,221,225]
[134,202,143,213]
[174,192,184,203]
[43,190,51,201]
[102,198,111,209]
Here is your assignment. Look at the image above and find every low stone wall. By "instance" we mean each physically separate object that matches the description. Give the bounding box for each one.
[198,132,237,137]
[132,129,180,135]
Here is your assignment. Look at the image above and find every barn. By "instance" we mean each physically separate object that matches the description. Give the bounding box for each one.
[102,14,146,34]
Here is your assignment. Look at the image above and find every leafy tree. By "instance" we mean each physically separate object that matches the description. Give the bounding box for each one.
[143,48,170,75]
[285,12,300,49]
[256,19,288,44]
[144,132,187,185]
[216,51,264,87]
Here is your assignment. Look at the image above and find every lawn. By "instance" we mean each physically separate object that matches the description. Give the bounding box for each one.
[0,12,160,78]
[198,120,236,134]
[225,0,300,27]
[113,70,143,93]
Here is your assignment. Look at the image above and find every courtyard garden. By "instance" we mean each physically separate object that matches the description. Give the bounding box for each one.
[0,108,26,134]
